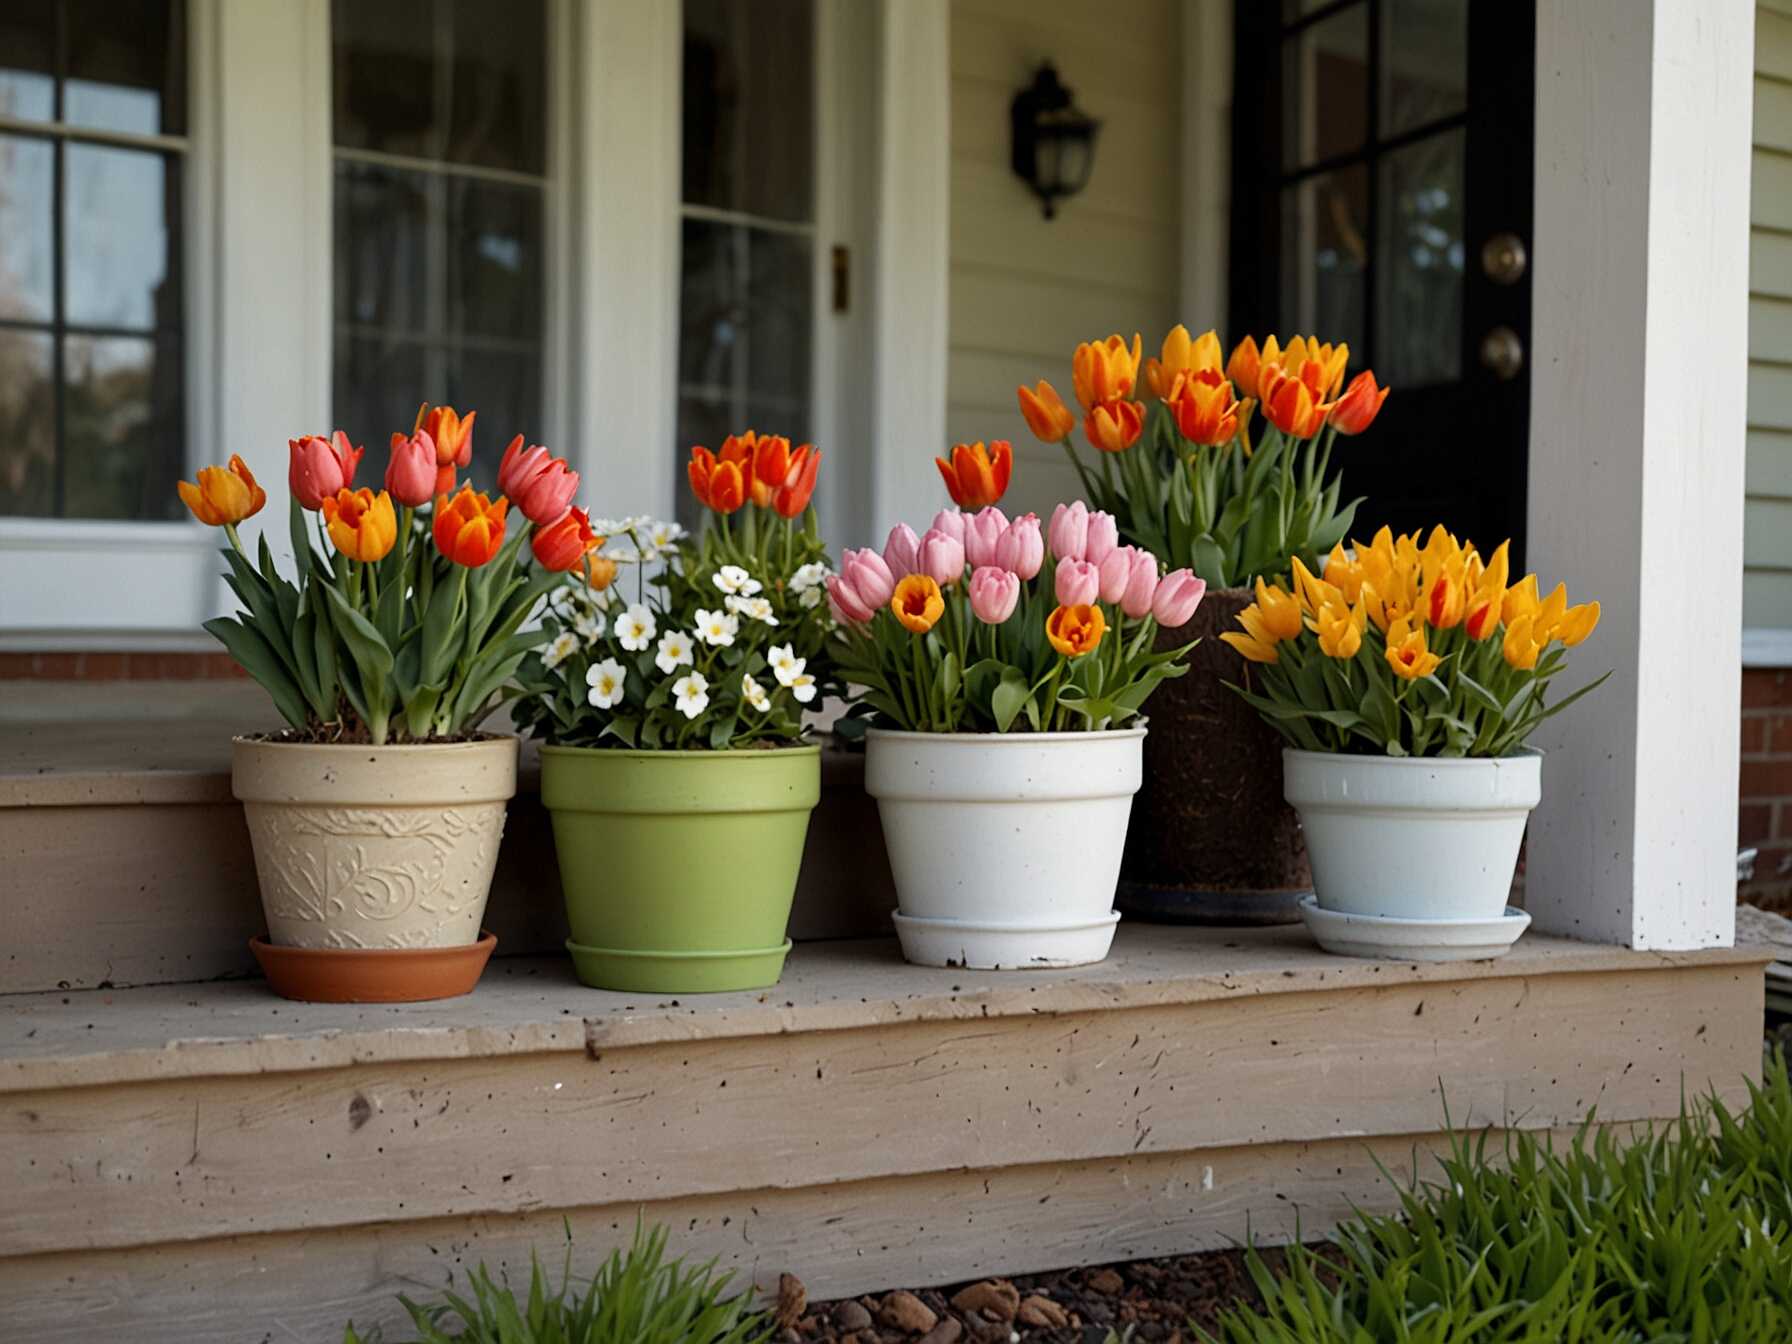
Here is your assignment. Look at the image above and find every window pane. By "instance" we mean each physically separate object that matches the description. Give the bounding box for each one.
[683,0,814,222]
[442,345,542,482]
[679,219,812,412]
[1282,5,1368,171]
[1376,129,1465,386]
[332,332,426,452]
[62,332,184,520]
[332,0,547,174]
[0,135,54,322]
[64,0,188,137]
[0,330,55,516]
[0,0,55,123]
[448,177,544,342]
[1382,0,1467,136]
[1279,163,1367,355]
[64,144,180,331]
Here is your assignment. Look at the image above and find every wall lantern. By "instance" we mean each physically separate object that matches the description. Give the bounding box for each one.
[1010,63,1101,220]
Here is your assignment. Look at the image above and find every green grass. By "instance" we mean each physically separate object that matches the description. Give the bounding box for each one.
[343,1221,772,1344]
[1201,1052,1792,1342]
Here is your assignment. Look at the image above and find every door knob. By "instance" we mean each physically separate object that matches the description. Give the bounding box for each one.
[1481,232,1527,285]
[1479,326,1524,380]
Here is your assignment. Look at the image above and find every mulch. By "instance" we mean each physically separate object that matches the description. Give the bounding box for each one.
[779,1243,1336,1344]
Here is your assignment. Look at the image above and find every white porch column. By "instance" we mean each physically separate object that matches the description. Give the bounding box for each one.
[1525,0,1752,948]
[869,0,951,530]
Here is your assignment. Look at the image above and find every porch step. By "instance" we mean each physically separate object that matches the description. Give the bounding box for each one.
[0,926,1767,1343]
[0,693,896,994]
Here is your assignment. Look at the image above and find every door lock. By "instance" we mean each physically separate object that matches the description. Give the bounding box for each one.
[1479,326,1525,380]
[1481,232,1527,285]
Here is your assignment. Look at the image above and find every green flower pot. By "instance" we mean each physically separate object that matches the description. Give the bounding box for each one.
[540,743,821,992]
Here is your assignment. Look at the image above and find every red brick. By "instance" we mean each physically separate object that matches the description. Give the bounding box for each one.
[1743,668,1792,708]
[1770,714,1792,756]
[1743,802,1777,846]
[1748,843,1792,883]
[1742,758,1792,798]
[1743,716,1768,755]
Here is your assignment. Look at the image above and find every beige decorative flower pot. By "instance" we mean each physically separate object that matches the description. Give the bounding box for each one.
[232,735,517,950]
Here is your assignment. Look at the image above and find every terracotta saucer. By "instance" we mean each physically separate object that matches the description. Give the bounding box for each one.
[249,931,497,1003]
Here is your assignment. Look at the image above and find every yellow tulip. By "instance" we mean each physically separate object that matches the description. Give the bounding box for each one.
[1255,577,1304,641]
[177,454,266,528]
[322,487,399,563]
[1314,599,1365,659]
[1426,565,1468,629]
[1143,325,1224,401]
[1220,603,1282,663]
[1279,335,1350,399]
[1556,601,1600,646]
[1290,555,1343,618]
[1503,613,1543,670]
[1385,618,1442,681]
[1323,542,1365,604]
[1072,333,1142,412]
[1534,582,1569,641]
[1463,541,1510,640]
[1502,573,1541,627]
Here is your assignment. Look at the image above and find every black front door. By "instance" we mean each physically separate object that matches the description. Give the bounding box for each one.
[1229,0,1535,563]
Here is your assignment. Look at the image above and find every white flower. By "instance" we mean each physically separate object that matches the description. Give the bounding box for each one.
[789,562,831,593]
[726,594,778,626]
[713,564,762,597]
[585,658,627,709]
[573,610,607,642]
[655,629,694,675]
[601,539,642,563]
[798,585,824,609]
[767,643,805,687]
[672,671,710,720]
[694,607,740,647]
[741,674,771,714]
[648,519,686,553]
[616,604,656,651]
[789,671,817,704]
[543,631,580,671]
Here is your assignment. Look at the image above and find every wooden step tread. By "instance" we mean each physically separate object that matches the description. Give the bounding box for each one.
[2,926,1765,1095]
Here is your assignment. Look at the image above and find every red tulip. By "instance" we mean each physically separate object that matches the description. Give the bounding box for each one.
[288,432,363,510]
[384,430,438,508]
[497,434,580,525]
[531,506,597,571]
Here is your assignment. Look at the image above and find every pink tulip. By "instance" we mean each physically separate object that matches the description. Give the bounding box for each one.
[498,434,580,525]
[1055,557,1100,606]
[287,432,362,511]
[1119,549,1159,618]
[1153,569,1207,627]
[384,429,438,507]
[963,506,1008,568]
[840,546,895,609]
[928,508,967,546]
[1097,546,1133,604]
[1049,501,1090,561]
[1084,510,1119,567]
[826,573,876,625]
[883,523,921,579]
[918,526,966,587]
[994,513,1044,579]
[968,565,1020,624]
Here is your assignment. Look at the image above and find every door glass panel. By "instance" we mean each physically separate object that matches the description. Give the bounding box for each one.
[1382,0,1467,136]
[62,332,184,520]
[0,136,54,322]
[1279,163,1368,355]
[1281,4,1368,170]
[64,0,187,136]
[682,0,814,223]
[63,145,180,331]
[1376,129,1465,387]
[679,220,813,429]
[0,0,55,123]
[0,330,56,516]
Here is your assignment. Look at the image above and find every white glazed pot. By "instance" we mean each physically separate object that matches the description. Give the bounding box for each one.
[863,728,1145,969]
[1282,748,1541,921]
[232,735,517,949]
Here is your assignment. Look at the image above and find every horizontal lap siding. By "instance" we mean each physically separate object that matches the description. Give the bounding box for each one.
[1751,7,1792,628]
[946,0,1183,521]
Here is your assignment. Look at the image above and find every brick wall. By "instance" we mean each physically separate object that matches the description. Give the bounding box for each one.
[1743,666,1792,914]
[0,652,246,680]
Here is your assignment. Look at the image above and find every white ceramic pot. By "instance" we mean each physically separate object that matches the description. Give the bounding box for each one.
[863,728,1145,969]
[1282,748,1541,921]
[232,736,518,950]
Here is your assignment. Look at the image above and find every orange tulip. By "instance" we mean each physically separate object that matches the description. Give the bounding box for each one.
[1046,602,1107,657]
[423,405,475,494]
[1261,374,1329,437]
[748,434,793,508]
[531,506,598,572]
[1275,336,1350,400]
[1083,400,1146,453]
[1071,333,1142,411]
[1144,325,1223,401]
[1017,380,1076,443]
[178,454,266,527]
[1168,374,1243,446]
[1328,370,1390,434]
[769,443,822,518]
[688,445,748,515]
[433,485,509,567]
[1226,335,1268,399]
[321,487,398,563]
[582,550,618,592]
[891,573,945,633]
[935,440,1013,509]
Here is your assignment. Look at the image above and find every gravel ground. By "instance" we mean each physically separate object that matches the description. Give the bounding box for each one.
[778,1243,1334,1344]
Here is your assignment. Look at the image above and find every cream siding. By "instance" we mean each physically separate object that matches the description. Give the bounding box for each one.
[944,0,1183,519]
[1748,1,1792,628]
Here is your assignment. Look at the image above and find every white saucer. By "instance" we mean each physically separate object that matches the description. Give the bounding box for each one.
[1297,895,1531,962]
